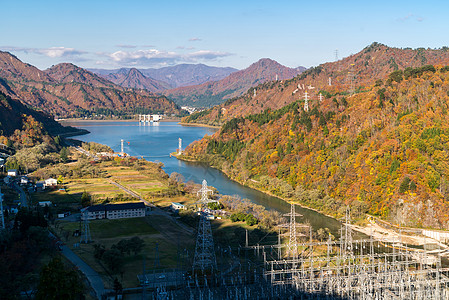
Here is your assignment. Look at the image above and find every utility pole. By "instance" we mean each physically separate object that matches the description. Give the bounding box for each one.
[0,187,5,229]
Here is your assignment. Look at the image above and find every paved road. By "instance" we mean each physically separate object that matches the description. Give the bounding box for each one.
[62,245,107,299]
[12,181,28,207]
[109,180,151,206]
[75,146,99,161]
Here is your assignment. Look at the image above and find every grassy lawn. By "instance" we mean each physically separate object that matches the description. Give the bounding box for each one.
[61,217,158,238]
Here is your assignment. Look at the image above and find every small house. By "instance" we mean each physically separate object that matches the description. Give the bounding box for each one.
[44,178,58,187]
[7,169,18,177]
[20,176,29,185]
[170,202,186,212]
[38,201,52,207]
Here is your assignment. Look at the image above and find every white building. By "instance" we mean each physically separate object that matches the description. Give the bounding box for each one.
[7,169,18,177]
[20,176,29,185]
[170,202,186,212]
[44,178,58,187]
[151,114,160,122]
[81,202,146,220]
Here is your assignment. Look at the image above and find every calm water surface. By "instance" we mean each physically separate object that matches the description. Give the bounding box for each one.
[65,121,341,234]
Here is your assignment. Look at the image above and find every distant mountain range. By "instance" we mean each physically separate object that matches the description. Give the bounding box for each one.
[91,60,305,107]
[164,58,305,107]
[0,51,181,118]
[103,68,171,92]
[90,64,238,91]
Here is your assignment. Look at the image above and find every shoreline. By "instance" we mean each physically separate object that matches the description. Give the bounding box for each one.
[176,154,449,246]
[58,118,181,123]
[178,122,221,129]
[176,154,340,222]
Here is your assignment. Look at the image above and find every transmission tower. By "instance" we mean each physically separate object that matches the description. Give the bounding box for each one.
[80,213,91,244]
[335,49,339,61]
[283,203,303,259]
[193,180,217,273]
[178,138,182,155]
[345,63,356,95]
[196,179,214,204]
[303,91,309,112]
[0,187,5,229]
[342,206,353,253]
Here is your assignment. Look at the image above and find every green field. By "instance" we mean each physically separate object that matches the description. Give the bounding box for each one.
[57,215,195,288]
[30,160,182,212]
[61,217,158,238]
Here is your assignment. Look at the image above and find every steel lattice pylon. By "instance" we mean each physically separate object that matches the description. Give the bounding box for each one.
[284,203,303,260]
[80,213,91,244]
[193,212,217,272]
[193,180,217,273]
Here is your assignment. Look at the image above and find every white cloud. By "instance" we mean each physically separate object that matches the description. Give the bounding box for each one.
[2,46,86,58]
[188,37,202,42]
[187,50,230,60]
[105,48,232,67]
[38,47,86,58]
[397,13,424,23]
[116,44,137,49]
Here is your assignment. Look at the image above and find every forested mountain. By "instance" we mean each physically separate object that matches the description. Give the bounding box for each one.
[91,64,238,89]
[164,58,305,107]
[183,52,449,229]
[0,91,82,147]
[183,43,449,126]
[0,51,182,118]
[103,68,171,92]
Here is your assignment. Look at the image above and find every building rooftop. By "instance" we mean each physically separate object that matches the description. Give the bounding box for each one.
[84,202,146,213]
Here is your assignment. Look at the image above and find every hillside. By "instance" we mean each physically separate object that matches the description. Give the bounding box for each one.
[104,68,171,92]
[182,63,449,229]
[184,43,449,126]
[165,58,305,107]
[0,92,85,143]
[91,63,238,89]
[45,63,116,88]
[0,51,182,118]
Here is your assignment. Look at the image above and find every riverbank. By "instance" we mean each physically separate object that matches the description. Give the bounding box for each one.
[59,118,182,123]
[175,154,449,246]
[178,122,221,129]
[350,219,449,249]
[176,154,340,224]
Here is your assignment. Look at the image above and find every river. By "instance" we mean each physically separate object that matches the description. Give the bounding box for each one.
[64,121,342,234]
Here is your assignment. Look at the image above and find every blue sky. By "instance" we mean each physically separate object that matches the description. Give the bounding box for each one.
[2,0,448,70]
